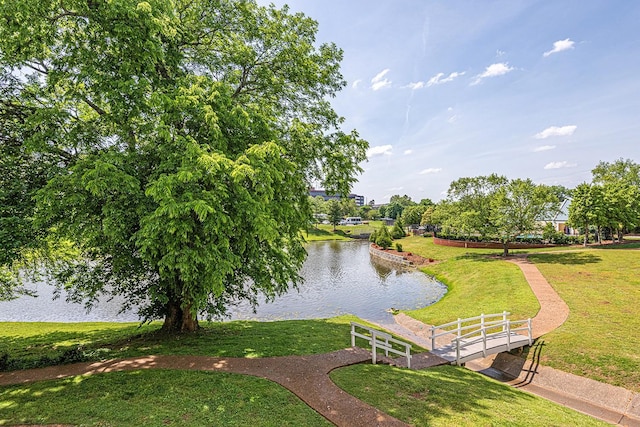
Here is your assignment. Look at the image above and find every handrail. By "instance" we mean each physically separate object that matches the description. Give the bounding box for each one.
[350,322,412,369]
[429,313,532,364]
[430,312,511,350]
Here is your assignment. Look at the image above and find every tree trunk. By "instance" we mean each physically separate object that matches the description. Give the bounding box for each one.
[502,241,509,257]
[162,298,199,333]
[583,222,589,247]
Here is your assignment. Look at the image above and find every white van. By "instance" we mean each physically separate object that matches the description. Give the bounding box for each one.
[341,217,362,225]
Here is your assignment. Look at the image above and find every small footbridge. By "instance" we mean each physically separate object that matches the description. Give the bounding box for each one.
[428,312,533,365]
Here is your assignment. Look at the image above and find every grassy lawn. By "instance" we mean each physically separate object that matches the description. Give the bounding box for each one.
[398,235,640,392]
[0,370,331,427]
[303,221,382,241]
[0,317,365,369]
[1,317,609,426]
[331,364,606,426]
[528,248,640,391]
[398,236,540,324]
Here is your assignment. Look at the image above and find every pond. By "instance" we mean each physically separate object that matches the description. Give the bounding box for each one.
[0,241,446,323]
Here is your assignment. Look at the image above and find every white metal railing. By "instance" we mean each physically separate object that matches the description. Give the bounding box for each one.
[429,312,532,364]
[350,322,412,368]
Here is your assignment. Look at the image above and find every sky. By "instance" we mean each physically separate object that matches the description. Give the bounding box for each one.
[260,0,640,204]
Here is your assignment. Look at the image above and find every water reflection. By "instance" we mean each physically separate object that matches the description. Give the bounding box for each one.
[0,241,446,323]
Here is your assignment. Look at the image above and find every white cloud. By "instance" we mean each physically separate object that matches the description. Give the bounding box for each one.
[406,81,425,90]
[533,145,557,152]
[352,79,362,89]
[544,161,577,170]
[419,168,442,175]
[471,63,514,85]
[496,49,506,57]
[543,38,575,57]
[366,144,393,158]
[534,125,577,139]
[427,71,465,86]
[404,149,413,155]
[371,68,392,91]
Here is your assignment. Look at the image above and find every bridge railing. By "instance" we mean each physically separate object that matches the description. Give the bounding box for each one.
[429,312,532,364]
[350,322,412,368]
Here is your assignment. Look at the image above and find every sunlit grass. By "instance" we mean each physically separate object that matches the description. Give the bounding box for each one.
[0,370,331,427]
[0,316,370,368]
[331,364,607,426]
[398,236,539,325]
[528,249,640,391]
[397,235,640,392]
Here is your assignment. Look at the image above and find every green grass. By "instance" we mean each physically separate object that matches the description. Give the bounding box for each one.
[1,317,610,426]
[0,370,331,427]
[303,221,382,241]
[0,317,368,368]
[331,364,607,426]
[527,248,640,391]
[398,236,540,325]
[398,235,640,392]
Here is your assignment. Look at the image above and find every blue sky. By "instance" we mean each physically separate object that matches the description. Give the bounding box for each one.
[262,1,640,203]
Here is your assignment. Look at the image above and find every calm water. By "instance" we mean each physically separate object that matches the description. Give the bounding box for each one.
[0,241,446,323]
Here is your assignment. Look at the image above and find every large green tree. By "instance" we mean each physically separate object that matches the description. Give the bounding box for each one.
[568,183,606,246]
[430,175,558,255]
[490,178,558,255]
[0,0,367,331]
[592,158,640,240]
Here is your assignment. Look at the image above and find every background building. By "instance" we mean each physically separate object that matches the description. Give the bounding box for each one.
[309,189,365,206]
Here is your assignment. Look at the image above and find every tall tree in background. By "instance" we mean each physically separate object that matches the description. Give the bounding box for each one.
[326,200,343,231]
[568,183,606,246]
[592,158,640,241]
[0,0,367,331]
[491,179,558,256]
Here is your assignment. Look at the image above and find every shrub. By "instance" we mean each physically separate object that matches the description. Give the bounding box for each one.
[391,222,405,239]
[375,225,393,249]
[395,243,403,252]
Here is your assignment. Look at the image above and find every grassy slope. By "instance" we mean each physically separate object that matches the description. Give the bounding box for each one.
[528,248,640,391]
[331,364,606,427]
[398,236,540,324]
[0,370,331,427]
[0,317,605,427]
[398,235,640,392]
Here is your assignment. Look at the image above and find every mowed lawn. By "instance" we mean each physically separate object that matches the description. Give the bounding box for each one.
[0,318,606,426]
[399,236,640,392]
[529,248,640,391]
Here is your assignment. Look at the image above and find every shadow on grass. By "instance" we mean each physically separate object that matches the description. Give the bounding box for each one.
[591,241,640,250]
[527,252,602,265]
[331,363,540,426]
[0,370,331,427]
[0,318,358,371]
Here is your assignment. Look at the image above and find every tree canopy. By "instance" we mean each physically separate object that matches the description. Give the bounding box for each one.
[0,0,367,330]
[431,175,558,255]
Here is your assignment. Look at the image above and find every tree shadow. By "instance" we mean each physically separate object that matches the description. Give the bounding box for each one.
[527,252,602,265]
[0,318,362,370]
[332,362,544,426]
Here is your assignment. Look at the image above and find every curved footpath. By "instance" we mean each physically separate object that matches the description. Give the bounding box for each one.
[393,254,640,427]
[0,347,408,427]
